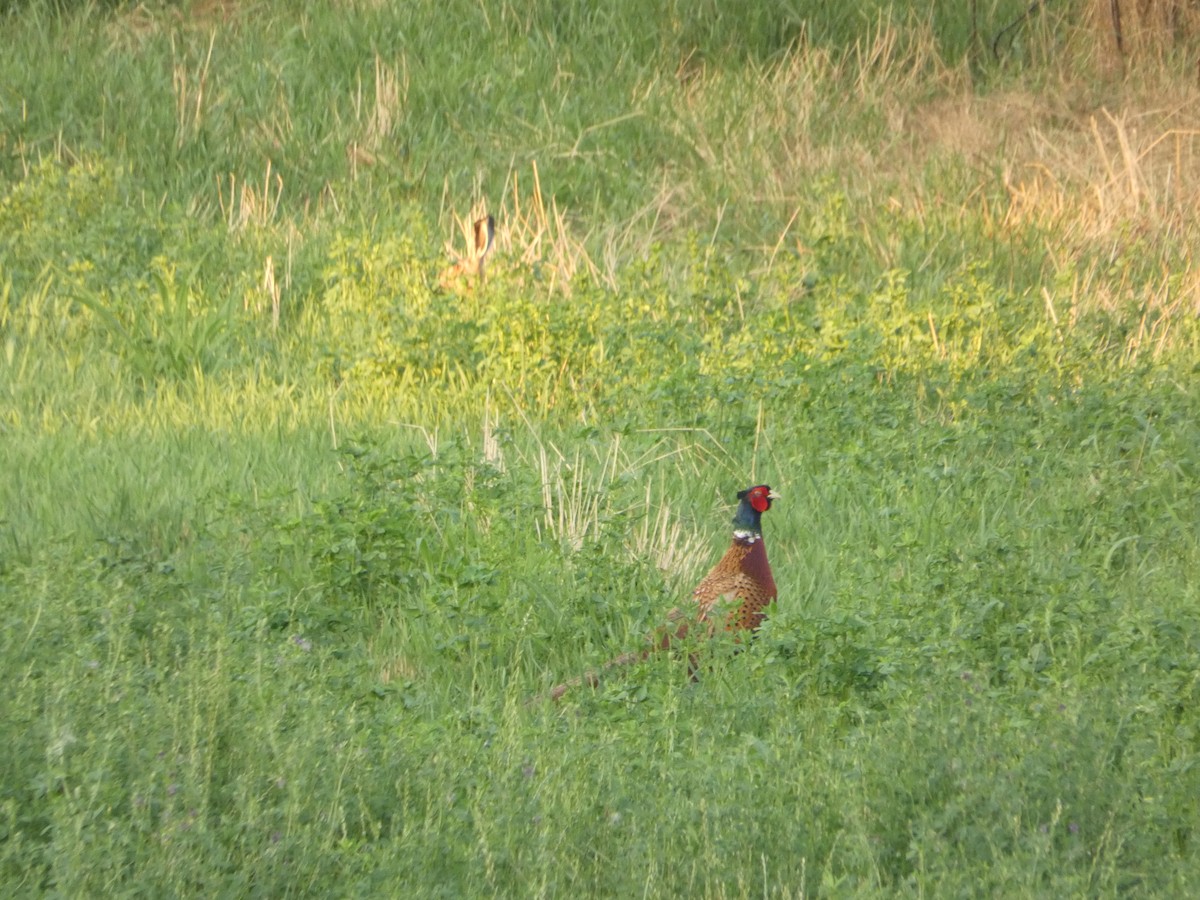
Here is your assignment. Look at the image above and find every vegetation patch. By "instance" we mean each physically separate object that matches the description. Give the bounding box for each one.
[3,0,1200,894]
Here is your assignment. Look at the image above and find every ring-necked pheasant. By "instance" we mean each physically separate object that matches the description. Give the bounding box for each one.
[547,484,779,701]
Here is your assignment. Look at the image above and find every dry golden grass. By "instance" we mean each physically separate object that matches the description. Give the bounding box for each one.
[215,161,286,230]
[1004,101,1200,229]
[732,14,1200,326]
[441,162,603,294]
[347,54,409,173]
[1082,0,1200,64]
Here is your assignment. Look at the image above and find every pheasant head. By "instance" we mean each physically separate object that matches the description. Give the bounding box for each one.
[731,484,777,538]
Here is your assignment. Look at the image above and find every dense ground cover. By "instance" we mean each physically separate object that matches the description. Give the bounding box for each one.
[3,0,1200,894]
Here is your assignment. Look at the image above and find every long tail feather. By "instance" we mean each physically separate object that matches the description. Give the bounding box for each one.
[540,610,702,703]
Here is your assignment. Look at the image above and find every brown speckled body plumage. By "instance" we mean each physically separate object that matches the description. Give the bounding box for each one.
[546,485,779,702]
[691,533,777,631]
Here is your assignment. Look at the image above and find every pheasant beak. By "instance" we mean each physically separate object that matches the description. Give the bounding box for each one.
[767,489,781,502]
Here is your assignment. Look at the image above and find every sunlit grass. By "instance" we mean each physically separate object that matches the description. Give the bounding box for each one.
[3,0,1200,895]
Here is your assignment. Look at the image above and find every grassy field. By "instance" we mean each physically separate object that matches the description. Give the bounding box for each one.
[4,0,1200,895]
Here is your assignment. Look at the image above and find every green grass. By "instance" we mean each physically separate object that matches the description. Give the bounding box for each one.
[4,0,1200,895]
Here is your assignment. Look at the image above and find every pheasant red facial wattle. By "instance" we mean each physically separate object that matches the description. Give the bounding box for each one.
[546,484,780,701]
